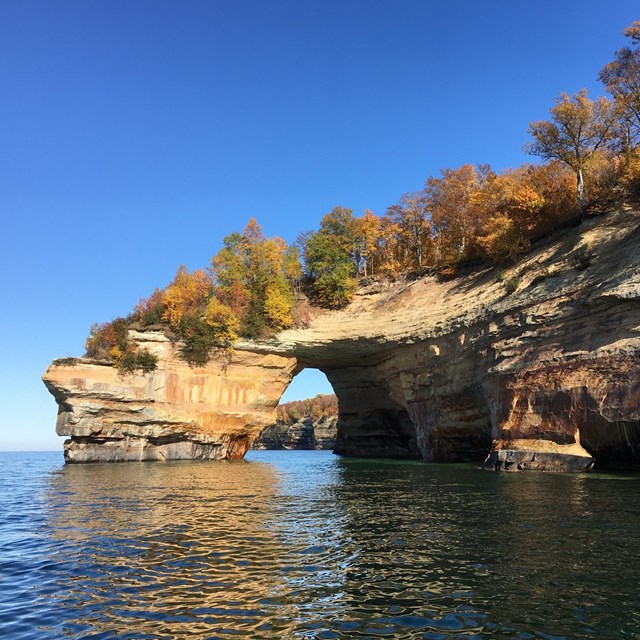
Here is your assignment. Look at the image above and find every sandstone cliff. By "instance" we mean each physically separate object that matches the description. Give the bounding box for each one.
[43,336,297,462]
[44,208,640,469]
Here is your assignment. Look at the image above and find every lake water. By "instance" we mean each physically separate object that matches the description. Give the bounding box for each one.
[1,450,640,639]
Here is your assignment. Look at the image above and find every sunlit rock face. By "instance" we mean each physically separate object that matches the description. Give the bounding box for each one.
[44,208,640,469]
[43,333,298,463]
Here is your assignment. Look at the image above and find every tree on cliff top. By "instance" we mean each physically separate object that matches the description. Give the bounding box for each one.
[424,164,485,263]
[126,217,300,364]
[525,89,616,205]
[211,218,297,338]
[303,207,359,308]
[599,19,640,150]
[384,194,432,271]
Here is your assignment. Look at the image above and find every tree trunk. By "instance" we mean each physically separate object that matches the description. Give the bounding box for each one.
[577,169,585,206]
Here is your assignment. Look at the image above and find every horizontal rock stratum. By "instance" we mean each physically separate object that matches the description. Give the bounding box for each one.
[43,208,640,470]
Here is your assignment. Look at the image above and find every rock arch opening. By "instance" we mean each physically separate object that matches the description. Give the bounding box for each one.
[253,368,338,451]
[322,364,421,460]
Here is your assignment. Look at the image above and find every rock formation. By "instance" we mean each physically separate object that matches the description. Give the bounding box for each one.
[43,208,640,469]
[43,336,298,463]
[252,416,337,450]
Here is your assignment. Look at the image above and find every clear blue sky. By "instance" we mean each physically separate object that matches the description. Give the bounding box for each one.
[0,0,637,450]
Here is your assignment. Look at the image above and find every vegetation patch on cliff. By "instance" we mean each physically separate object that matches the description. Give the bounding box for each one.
[85,318,158,375]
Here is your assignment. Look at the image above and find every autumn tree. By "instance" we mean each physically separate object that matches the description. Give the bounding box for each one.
[599,20,640,150]
[244,232,294,334]
[210,218,296,338]
[85,317,129,361]
[156,265,235,363]
[473,169,533,264]
[424,165,484,263]
[525,89,616,204]
[353,209,382,277]
[162,265,213,331]
[377,209,406,273]
[134,287,166,325]
[522,160,578,231]
[204,297,239,343]
[384,193,432,271]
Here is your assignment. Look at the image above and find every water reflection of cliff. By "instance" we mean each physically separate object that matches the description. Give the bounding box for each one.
[39,454,640,638]
[43,460,301,638]
[329,460,640,637]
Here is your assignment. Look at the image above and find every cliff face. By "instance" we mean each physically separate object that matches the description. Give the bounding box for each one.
[43,333,297,462]
[43,208,640,469]
[252,416,338,450]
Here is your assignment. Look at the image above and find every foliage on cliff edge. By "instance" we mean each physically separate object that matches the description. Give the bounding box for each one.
[85,219,301,368]
[85,19,640,364]
[85,319,158,374]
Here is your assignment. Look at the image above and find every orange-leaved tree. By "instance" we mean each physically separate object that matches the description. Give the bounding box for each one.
[424,164,484,264]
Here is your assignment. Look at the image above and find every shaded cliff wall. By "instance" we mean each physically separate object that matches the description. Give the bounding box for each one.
[327,365,420,459]
[252,416,337,450]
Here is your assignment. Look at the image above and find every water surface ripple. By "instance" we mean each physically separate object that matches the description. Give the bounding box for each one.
[1,450,639,639]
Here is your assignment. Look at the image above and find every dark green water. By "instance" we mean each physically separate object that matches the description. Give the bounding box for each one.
[1,450,640,639]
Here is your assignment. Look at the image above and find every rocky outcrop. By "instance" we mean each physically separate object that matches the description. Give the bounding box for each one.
[43,334,297,462]
[252,416,337,450]
[44,208,640,469]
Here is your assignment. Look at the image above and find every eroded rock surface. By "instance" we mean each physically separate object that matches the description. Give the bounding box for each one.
[44,209,640,469]
[43,335,297,462]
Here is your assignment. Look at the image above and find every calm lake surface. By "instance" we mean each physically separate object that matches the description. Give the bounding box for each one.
[1,450,640,639]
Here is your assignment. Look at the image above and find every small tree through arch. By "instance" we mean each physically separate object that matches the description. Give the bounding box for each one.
[252,368,338,451]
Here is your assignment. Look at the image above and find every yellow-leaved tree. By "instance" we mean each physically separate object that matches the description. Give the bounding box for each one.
[161,266,212,331]
[526,89,616,205]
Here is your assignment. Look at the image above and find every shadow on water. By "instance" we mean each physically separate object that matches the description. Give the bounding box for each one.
[327,458,640,638]
[3,451,640,639]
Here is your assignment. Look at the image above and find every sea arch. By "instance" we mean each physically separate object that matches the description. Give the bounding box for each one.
[43,210,640,469]
[270,359,421,459]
